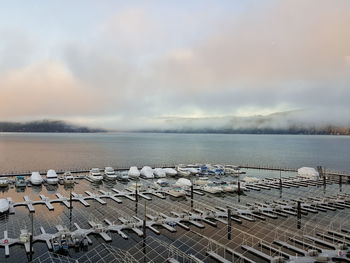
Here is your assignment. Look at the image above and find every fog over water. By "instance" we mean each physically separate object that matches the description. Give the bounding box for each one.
[1,133,349,173]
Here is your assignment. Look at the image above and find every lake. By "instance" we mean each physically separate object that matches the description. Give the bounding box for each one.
[0,132,349,173]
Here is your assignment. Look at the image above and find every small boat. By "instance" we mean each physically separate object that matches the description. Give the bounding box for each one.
[88,168,103,182]
[46,169,59,185]
[140,166,154,179]
[104,167,117,180]
[19,229,30,243]
[116,171,129,181]
[155,179,169,187]
[225,165,245,174]
[242,176,260,183]
[30,172,43,185]
[153,168,166,178]
[63,171,75,185]
[176,167,191,177]
[213,165,225,176]
[221,184,238,192]
[201,185,223,194]
[0,199,10,213]
[0,177,9,188]
[15,176,27,187]
[128,166,140,179]
[167,187,186,197]
[163,168,177,176]
[194,177,209,185]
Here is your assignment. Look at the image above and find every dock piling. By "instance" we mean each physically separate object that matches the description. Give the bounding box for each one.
[227,209,232,240]
[191,183,194,210]
[297,201,301,229]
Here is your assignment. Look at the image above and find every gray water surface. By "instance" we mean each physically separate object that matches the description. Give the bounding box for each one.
[0,133,349,173]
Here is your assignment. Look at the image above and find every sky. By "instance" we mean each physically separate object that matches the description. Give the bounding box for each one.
[0,0,350,130]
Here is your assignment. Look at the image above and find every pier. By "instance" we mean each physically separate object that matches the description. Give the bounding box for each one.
[0,164,348,263]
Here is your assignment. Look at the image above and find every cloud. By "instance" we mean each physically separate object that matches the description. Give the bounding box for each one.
[0,61,99,120]
[1,0,350,131]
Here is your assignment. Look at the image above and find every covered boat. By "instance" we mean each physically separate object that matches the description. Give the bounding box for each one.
[175,178,192,187]
[163,168,177,176]
[297,167,319,180]
[30,172,43,185]
[241,176,260,183]
[104,167,117,180]
[155,179,169,187]
[128,166,140,179]
[153,168,166,178]
[140,166,154,179]
[46,169,58,185]
[0,199,10,213]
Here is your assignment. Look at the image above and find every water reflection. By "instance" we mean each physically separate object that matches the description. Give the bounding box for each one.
[31,185,42,194]
[0,186,10,193]
[45,184,58,194]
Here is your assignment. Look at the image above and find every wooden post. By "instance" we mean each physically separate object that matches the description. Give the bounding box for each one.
[69,191,73,231]
[227,209,232,240]
[297,201,301,229]
[30,212,33,261]
[191,183,194,210]
[135,181,139,203]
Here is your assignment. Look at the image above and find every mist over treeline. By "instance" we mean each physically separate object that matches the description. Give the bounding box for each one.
[140,111,350,135]
[0,120,105,133]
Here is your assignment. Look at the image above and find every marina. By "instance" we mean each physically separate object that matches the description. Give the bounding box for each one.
[0,165,348,262]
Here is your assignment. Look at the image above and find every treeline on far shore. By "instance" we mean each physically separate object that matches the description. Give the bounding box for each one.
[0,120,105,133]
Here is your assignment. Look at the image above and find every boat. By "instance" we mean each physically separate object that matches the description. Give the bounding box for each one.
[0,199,10,213]
[155,179,169,187]
[46,169,59,185]
[140,166,154,179]
[201,184,223,194]
[153,168,166,178]
[194,177,209,185]
[167,187,186,197]
[128,166,140,179]
[88,168,103,182]
[213,165,225,176]
[297,167,319,180]
[116,171,129,181]
[221,184,238,192]
[176,167,191,177]
[0,177,9,188]
[104,167,117,180]
[30,172,43,185]
[241,176,260,183]
[63,171,75,185]
[175,178,192,188]
[163,168,177,176]
[225,165,245,174]
[15,176,27,187]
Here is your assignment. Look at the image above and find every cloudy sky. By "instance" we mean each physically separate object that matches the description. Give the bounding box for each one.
[0,0,349,130]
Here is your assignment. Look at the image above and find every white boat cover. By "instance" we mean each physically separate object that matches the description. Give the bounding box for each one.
[175,178,192,187]
[297,167,319,179]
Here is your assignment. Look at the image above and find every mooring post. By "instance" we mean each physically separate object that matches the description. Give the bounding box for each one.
[297,201,301,229]
[238,181,241,195]
[191,183,194,210]
[227,208,232,240]
[135,181,139,203]
[29,212,34,261]
[143,202,146,238]
[69,191,73,231]
[279,170,282,189]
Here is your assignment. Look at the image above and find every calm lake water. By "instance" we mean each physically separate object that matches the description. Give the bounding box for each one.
[0,132,350,173]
